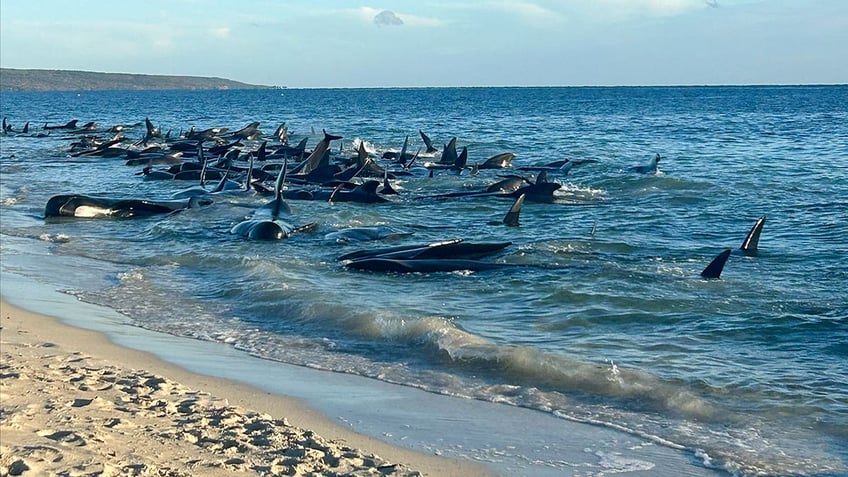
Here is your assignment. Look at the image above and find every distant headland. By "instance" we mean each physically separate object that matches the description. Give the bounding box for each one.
[0,68,274,92]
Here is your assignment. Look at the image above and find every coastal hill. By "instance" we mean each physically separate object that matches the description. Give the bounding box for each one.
[0,68,273,92]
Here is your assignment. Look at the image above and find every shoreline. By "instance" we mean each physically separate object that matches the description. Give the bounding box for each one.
[0,268,728,477]
[0,297,491,476]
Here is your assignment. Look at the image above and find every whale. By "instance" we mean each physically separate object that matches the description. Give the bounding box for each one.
[382,135,415,165]
[273,123,288,143]
[629,153,661,174]
[324,226,412,243]
[336,141,390,180]
[415,175,530,200]
[230,218,296,240]
[435,137,458,165]
[44,194,211,219]
[230,156,304,240]
[224,121,262,141]
[290,130,342,176]
[43,119,79,130]
[506,171,561,203]
[701,249,732,279]
[478,152,516,170]
[184,126,229,141]
[740,216,766,256]
[338,239,511,262]
[345,258,509,273]
[269,137,309,159]
[69,121,97,134]
[136,118,162,146]
[73,133,126,158]
[328,180,389,204]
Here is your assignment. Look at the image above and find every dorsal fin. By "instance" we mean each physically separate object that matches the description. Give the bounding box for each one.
[536,170,548,184]
[503,194,525,227]
[455,146,468,169]
[381,176,398,195]
[443,137,457,164]
[275,156,288,203]
[701,249,732,279]
[399,135,409,164]
[271,156,290,218]
[197,142,208,186]
[357,141,369,167]
[294,137,308,152]
[740,216,766,256]
[145,118,156,135]
[211,166,232,193]
[245,143,264,191]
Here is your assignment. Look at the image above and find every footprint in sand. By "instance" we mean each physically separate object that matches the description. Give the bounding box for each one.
[37,430,87,447]
[20,444,63,463]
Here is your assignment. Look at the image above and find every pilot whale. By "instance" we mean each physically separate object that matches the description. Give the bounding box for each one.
[345,258,509,273]
[338,239,511,262]
[44,194,211,218]
[230,156,315,240]
[628,153,661,174]
[324,226,412,243]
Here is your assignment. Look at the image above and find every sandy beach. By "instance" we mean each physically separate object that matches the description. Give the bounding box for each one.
[0,299,492,476]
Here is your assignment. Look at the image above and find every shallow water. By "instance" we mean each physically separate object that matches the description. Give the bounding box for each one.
[1,86,846,476]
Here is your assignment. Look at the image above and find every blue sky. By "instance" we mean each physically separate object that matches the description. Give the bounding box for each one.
[1,0,845,87]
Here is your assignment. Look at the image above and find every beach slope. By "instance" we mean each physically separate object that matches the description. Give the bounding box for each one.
[0,300,491,476]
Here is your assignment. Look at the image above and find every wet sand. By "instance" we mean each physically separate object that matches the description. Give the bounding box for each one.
[0,299,492,476]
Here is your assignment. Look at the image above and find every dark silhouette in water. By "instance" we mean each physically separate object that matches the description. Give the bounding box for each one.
[701,249,732,279]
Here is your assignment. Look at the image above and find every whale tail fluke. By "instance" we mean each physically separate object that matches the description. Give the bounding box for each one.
[701,249,732,279]
[419,130,438,153]
[740,216,766,256]
[323,129,343,142]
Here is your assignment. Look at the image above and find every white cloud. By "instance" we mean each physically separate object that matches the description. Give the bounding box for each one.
[374,10,403,26]
[356,7,445,27]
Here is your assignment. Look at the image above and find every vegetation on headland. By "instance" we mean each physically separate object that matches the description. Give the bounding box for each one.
[0,68,273,92]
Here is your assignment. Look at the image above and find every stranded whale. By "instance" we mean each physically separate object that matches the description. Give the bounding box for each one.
[44,194,211,219]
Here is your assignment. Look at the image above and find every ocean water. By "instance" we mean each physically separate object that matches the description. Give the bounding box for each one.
[1,86,846,476]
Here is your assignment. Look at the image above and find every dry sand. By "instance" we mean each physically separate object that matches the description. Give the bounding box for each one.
[0,300,493,477]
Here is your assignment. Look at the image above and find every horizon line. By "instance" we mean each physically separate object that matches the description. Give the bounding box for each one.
[1,67,845,90]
